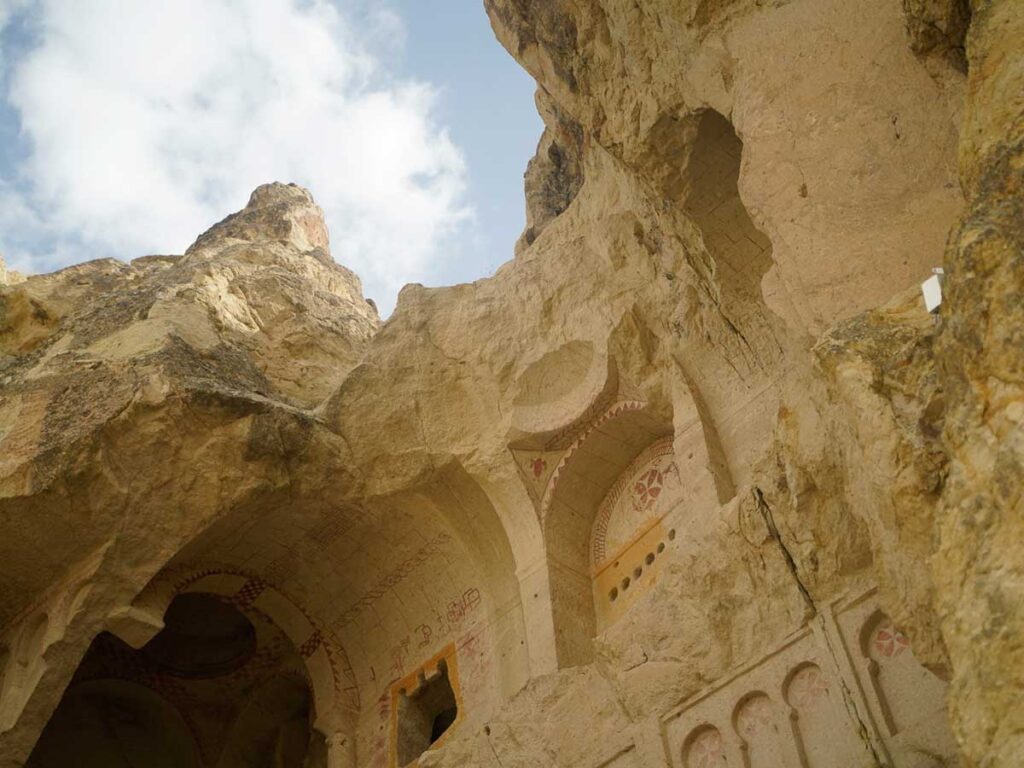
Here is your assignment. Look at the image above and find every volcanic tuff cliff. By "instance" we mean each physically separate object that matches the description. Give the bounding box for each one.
[0,1,1021,767]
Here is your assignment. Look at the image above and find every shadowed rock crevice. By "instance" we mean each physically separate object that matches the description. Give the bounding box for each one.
[901,0,972,72]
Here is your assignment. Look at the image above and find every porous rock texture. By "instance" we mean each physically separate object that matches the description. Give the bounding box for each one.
[0,1,1020,767]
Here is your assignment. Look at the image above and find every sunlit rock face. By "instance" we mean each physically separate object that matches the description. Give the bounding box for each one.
[0,1,1020,767]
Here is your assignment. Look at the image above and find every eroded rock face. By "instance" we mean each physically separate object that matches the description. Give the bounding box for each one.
[934,2,1024,763]
[0,2,1019,768]
[901,0,972,70]
[0,183,378,764]
[516,89,585,254]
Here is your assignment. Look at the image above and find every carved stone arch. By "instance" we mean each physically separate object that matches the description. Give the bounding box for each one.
[681,723,727,768]
[128,565,359,737]
[857,608,950,740]
[590,438,679,569]
[589,436,687,632]
[11,612,50,669]
[509,340,731,669]
[539,397,673,666]
[732,690,787,768]
[782,661,845,768]
[55,581,93,634]
[0,544,109,751]
[857,609,900,734]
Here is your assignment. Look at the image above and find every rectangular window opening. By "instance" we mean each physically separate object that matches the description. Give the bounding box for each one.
[395,657,459,766]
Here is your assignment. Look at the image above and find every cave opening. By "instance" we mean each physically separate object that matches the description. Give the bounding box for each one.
[25,592,316,768]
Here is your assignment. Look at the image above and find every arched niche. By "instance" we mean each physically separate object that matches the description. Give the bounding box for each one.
[732,691,787,768]
[681,723,728,768]
[858,611,952,741]
[128,460,523,768]
[781,661,863,768]
[657,106,790,492]
[680,109,777,327]
[590,437,682,631]
[540,399,673,666]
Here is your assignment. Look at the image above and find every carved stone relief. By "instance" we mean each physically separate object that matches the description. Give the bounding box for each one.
[592,438,681,631]
[661,591,957,768]
[838,596,959,766]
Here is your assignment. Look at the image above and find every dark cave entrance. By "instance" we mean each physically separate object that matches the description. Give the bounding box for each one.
[26,593,316,768]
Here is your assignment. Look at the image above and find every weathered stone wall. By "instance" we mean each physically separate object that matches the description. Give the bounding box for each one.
[0,0,1020,767]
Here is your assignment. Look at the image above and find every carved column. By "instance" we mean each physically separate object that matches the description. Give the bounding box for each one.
[516,555,560,676]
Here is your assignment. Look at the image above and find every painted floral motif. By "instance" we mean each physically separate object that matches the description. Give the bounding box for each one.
[687,727,726,768]
[788,665,829,708]
[527,457,547,479]
[873,621,911,658]
[632,466,666,513]
[736,694,774,738]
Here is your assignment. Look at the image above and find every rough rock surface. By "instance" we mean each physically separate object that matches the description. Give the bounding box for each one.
[0,1,1020,767]
[934,2,1024,764]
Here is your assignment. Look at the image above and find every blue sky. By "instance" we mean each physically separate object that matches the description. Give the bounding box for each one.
[0,1,542,314]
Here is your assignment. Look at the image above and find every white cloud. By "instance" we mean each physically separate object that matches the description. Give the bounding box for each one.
[0,0,471,313]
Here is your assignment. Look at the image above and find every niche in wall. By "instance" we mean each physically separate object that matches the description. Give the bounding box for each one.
[538,397,676,666]
[661,592,960,767]
[391,644,463,767]
[852,608,959,761]
[591,437,682,631]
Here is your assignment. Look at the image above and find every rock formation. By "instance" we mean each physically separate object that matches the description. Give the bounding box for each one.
[0,1,1019,767]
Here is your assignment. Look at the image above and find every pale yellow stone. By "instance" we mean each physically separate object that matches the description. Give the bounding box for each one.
[0,1,1019,766]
